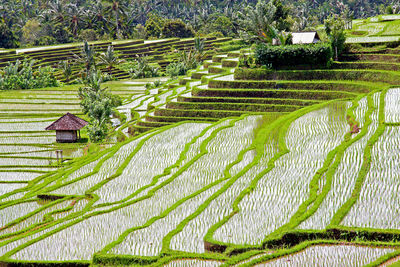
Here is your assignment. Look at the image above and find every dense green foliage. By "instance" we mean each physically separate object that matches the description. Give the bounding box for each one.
[255,43,333,68]
[161,19,195,38]
[0,0,396,48]
[0,19,19,48]
[79,70,121,142]
[126,57,160,79]
[0,59,59,90]
[325,15,347,60]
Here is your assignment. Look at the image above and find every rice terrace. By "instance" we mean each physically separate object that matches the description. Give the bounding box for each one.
[2,0,400,266]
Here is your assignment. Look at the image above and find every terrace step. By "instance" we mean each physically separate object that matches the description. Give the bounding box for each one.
[177,95,321,106]
[165,101,300,113]
[154,107,270,119]
[193,86,358,100]
[207,79,371,93]
[145,114,219,123]
[341,53,400,63]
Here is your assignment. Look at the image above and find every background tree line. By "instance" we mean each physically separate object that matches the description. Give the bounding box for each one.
[1,0,399,49]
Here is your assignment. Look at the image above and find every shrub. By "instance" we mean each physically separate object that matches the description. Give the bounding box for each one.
[210,16,234,37]
[34,36,57,46]
[166,62,187,78]
[79,70,122,142]
[162,19,195,38]
[0,59,59,90]
[53,22,72,44]
[79,29,98,41]
[22,19,42,45]
[127,57,160,79]
[206,31,224,38]
[254,43,333,69]
[132,24,147,40]
[145,13,165,38]
[0,20,19,48]
[324,15,346,60]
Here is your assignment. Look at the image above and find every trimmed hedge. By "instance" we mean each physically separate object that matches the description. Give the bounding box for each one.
[255,43,333,69]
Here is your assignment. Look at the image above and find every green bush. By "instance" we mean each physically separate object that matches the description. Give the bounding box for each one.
[254,43,333,69]
[166,62,188,78]
[79,29,98,41]
[0,20,19,48]
[79,70,122,142]
[34,36,57,46]
[161,19,195,38]
[132,24,147,40]
[0,59,59,90]
[145,13,165,38]
[127,57,160,79]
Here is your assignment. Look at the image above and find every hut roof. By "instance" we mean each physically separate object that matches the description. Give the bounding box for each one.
[291,32,320,44]
[45,113,88,131]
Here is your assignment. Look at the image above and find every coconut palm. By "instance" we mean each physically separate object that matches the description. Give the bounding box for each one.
[74,41,97,76]
[48,0,65,24]
[88,0,110,36]
[237,0,277,43]
[66,3,86,37]
[98,45,124,75]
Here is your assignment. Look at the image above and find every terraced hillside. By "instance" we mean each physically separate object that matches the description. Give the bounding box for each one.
[2,39,400,266]
[347,14,400,44]
[0,37,232,82]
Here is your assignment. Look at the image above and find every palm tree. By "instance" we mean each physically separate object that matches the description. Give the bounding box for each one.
[237,0,277,43]
[59,60,73,82]
[66,3,86,37]
[98,45,124,75]
[48,0,65,24]
[88,0,110,36]
[105,0,127,39]
[74,41,97,77]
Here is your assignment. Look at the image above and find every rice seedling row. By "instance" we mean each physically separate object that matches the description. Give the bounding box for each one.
[48,133,150,196]
[299,93,380,229]
[93,123,210,204]
[108,182,224,256]
[384,88,400,123]
[252,245,395,267]
[213,102,350,245]
[0,201,42,228]
[8,115,258,260]
[0,172,43,182]
[0,198,73,237]
[168,136,278,254]
[341,126,400,228]
[105,116,263,255]
[164,259,222,267]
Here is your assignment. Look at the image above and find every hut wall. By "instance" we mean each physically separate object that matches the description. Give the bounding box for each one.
[56,130,77,143]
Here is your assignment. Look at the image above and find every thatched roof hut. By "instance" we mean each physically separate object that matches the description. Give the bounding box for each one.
[46,113,88,143]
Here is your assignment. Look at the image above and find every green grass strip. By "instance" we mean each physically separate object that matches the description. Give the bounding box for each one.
[329,87,387,226]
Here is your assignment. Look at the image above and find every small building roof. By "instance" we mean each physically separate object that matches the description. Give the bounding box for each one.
[292,32,320,44]
[46,113,88,131]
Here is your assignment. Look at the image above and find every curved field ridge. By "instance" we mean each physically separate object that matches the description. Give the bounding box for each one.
[299,93,380,230]
[254,245,395,267]
[213,102,350,245]
[4,37,400,266]
[342,126,400,229]
[384,88,400,123]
